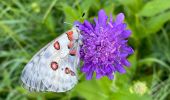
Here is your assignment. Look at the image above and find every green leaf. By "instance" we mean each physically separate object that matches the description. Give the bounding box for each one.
[44,14,56,34]
[138,0,170,17]
[80,0,95,12]
[3,70,11,88]
[61,4,81,23]
[74,80,109,100]
[103,2,114,15]
[118,0,143,13]
[146,11,170,34]
[127,51,137,77]
[96,77,112,95]
[110,92,152,100]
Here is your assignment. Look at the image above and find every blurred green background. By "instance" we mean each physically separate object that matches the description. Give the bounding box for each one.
[1,0,170,100]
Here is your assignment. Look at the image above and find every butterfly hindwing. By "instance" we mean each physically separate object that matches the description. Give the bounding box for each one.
[21,27,80,92]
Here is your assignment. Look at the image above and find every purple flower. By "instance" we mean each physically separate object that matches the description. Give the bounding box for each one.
[75,9,134,80]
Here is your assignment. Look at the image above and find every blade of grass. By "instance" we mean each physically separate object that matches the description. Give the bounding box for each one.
[139,58,170,71]
[42,0,58,23]
[0,24,29,57]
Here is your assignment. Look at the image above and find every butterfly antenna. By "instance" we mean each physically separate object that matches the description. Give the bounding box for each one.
[64,11,86,26]
[64,22,73,26]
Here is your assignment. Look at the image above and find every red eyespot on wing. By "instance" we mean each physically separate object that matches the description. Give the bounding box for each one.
[69,50,76,56]
[68,42,73,49]
[54,41,60,50]
[65,67,70,74]
[51,62,58,70]
[66,31,73,41]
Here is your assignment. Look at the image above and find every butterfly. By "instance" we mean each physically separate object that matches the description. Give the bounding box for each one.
[21,26,82,92]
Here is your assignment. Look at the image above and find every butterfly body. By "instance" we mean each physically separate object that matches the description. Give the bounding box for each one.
[21,26,81,92]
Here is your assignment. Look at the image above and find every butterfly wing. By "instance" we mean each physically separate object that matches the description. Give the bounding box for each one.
[21,27,80,92]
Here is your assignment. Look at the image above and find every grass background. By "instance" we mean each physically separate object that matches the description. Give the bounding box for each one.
[0,0,170,100]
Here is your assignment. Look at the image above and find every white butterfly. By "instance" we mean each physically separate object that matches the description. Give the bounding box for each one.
[21,26,82,92]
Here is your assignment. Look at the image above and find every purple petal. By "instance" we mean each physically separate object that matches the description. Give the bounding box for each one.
[115,64,126,74]
[121,59,131,67]
[98,9,108,27]
[74,21,81,27]
[125,47,134,54]
[121,30,131,38]
[81,64,91,72]
[116,23,127,31]
[96,72,103,79]
[107,74,114,80]
[120,53,128,57]
[84,20,94,31]
[115,13,124,25]
[94,18,100,33]
[86,71,94,80]
[109,14,113,22]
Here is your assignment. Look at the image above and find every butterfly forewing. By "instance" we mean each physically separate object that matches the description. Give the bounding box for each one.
[21,27,80,92]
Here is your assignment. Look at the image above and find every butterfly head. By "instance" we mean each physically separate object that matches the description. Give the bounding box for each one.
[71,26,81,40]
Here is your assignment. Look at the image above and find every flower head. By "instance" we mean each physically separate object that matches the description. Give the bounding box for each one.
[129,81,148,95]
[75,9,134,80]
